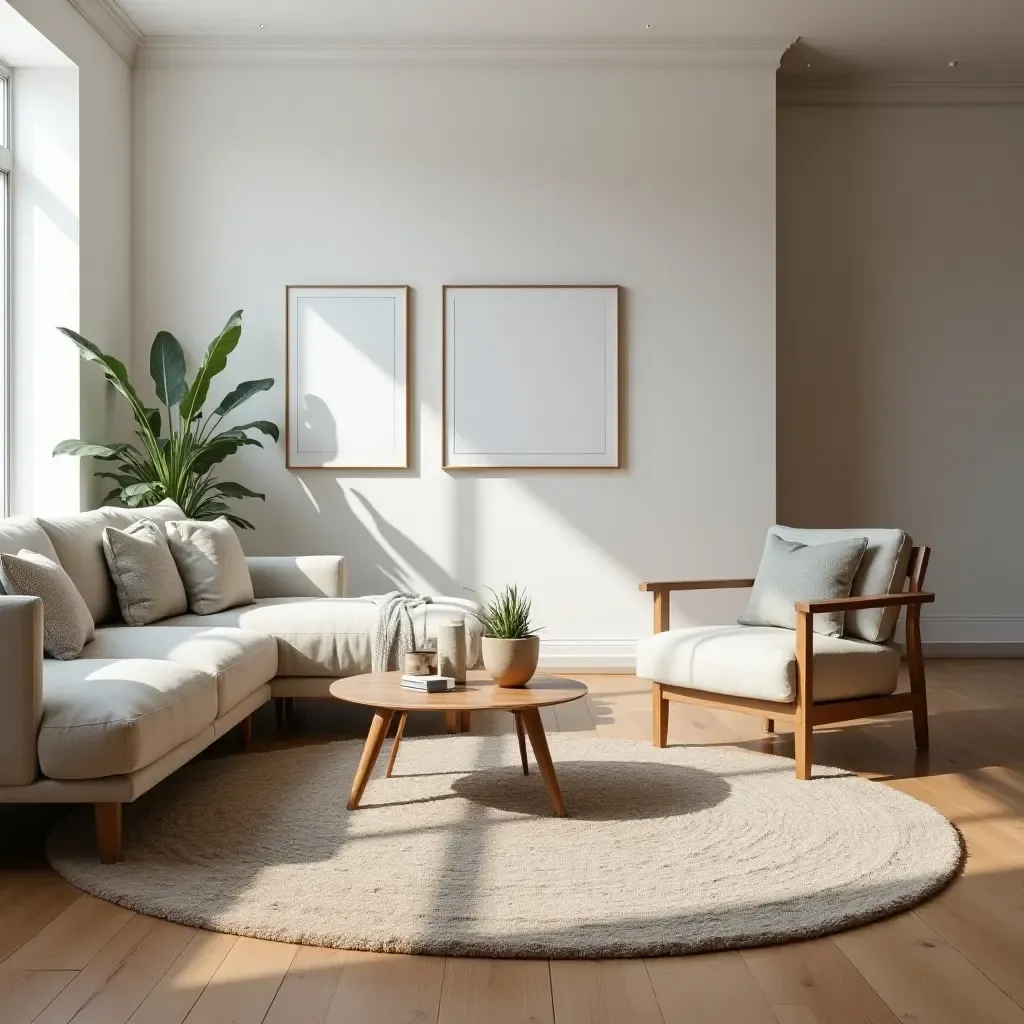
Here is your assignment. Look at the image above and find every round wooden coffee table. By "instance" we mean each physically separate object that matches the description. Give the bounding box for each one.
[329,670,588,816]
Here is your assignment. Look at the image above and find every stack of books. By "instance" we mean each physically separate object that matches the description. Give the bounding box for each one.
[400,674,456,693]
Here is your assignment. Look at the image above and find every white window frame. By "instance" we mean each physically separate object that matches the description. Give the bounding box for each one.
[0,60,10,515]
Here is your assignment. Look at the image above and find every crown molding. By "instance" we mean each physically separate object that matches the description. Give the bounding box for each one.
[779,75,1024,106]
[66,0,142,64]
[135,34,793,71]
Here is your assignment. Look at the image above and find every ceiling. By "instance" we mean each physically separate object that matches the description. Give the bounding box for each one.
[115,0,1024,78]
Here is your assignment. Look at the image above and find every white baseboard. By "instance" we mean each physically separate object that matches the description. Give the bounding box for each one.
[539,639,637,673]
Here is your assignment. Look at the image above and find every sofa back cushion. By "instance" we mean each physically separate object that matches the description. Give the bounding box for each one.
[36,500,186,624]
[0,516,60,572]
[767,526,912,643]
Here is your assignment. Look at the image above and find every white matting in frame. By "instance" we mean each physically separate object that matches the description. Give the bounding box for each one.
[443,285,620,469]
[286,285,409,469]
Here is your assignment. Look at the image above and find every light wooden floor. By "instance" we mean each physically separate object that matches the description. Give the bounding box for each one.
[2,661,1024,1024]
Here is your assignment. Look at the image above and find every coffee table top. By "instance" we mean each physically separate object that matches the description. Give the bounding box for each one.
[330,669,587,712]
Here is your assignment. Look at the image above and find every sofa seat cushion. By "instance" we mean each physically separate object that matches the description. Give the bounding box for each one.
[159,596,483,677]
[636,625,900,704]
[83,627,277,714]
[39,658,217,780]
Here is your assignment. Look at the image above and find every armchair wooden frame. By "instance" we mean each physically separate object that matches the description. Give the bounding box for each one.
[640,547,934,779]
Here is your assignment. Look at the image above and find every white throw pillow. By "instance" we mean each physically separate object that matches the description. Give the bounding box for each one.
[102,519,188,626]
[165,517,254,615]
[738,533,869,638]
[0,549,95,659]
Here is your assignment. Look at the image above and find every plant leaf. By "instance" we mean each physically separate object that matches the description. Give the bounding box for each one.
[189,435,261,475]
[179,310,243,424]
[143,407,161,437]
[212,378,274,419]
[57,329,148,415]
[149,331,187,407]
[53,440,135,459]
[222,420,280,443]
[222,514,255,530]
[211,481,265,501]
[122,481,163,500]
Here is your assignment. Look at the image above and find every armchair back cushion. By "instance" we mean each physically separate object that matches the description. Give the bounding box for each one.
[37,500,186,624]
[769,526,912,643]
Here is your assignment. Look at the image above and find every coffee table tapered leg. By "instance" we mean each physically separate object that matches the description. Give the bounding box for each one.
[520,708,566,816]
[385,711,407,778]
[348,708,394,809]
[514,713,529,775]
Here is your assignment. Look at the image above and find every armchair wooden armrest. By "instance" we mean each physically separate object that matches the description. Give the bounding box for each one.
[640,578,756,633]
[795,592,934,615]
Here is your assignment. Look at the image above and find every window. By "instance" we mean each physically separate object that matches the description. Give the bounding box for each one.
[0,62,9,514]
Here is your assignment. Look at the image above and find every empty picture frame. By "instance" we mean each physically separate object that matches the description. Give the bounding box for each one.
[286,285,409,469]
[443,285,621,469]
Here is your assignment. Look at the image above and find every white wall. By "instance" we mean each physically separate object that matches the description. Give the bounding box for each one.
[134,62,778,661]
[778,98,1024,652]
[4,0,131,514]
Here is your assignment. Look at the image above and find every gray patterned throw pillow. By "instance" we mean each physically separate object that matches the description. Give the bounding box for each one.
[103,518,188,625]
[0,549,95,659]
[738,532,869,637]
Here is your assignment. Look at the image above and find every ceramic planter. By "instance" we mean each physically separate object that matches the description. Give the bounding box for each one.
[481,636,540,688]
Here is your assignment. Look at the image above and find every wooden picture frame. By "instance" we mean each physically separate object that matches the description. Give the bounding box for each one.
[286,285,409,470]
[442,285,621,470]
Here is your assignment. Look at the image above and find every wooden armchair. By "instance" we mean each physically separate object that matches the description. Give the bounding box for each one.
[636,541,934,779]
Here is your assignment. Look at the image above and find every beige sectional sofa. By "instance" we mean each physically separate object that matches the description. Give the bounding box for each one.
[0,501,481,862]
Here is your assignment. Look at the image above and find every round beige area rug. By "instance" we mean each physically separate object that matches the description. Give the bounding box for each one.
[46,736,962,958]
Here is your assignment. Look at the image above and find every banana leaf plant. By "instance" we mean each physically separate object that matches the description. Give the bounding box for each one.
[53,310,278,529]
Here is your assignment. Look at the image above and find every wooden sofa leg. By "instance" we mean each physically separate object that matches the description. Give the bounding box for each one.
[240,714,253,751]
[95,803,123,864]
[275,697,286,732]
[653,683,669,748]
[763,718,775,734]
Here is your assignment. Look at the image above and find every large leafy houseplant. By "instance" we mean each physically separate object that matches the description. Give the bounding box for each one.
[53,311,278,529]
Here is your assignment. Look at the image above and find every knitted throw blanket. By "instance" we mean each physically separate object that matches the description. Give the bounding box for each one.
[371,591,433,673]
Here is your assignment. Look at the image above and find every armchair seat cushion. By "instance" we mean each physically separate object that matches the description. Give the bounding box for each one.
[83,626,277,714]
[158,596,483,677]
[636,625,900,704]
[39,658,217,779]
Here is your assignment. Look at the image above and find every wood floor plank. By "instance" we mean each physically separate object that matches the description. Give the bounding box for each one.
[324,950,444,1023]
[834,912,1024,1023]
[32,915,165,1024]
[126,931,237,1024]
[742,938,900,1024]
[438,959,553,1024]
[2,895,135,971]
[0,969,78,1024]
[552,697,597,734]
[916,885,1024,1006]
[0,880,81,963]
[550,959,663,1024]
[43,920,196,1024]
[263,945,348,1024]
[645,951,778,1024]
[181,936,296,1024]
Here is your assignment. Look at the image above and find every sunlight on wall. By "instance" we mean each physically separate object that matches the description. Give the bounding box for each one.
[11,66,81,516]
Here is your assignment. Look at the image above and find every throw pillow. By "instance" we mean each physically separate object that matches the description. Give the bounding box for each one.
[165,517,254,615]
[0,550,95,659]
[738,532,869,638]
[102,519,188,626]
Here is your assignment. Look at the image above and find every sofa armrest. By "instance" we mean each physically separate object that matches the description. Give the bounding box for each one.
[246,556,348,599]
[0,596,43,785]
